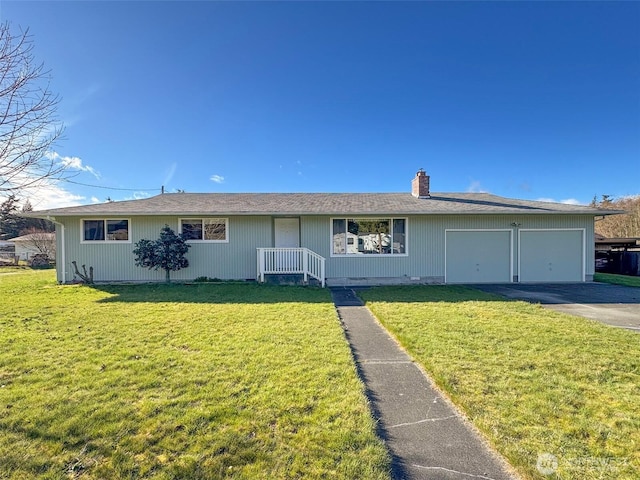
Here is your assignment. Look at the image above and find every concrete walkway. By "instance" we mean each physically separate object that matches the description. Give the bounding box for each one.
[331,288,518,480]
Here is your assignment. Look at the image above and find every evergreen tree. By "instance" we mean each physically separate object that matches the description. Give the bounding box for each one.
[19,200,54,233]
[133,225,191,282]
[0,194,24,239]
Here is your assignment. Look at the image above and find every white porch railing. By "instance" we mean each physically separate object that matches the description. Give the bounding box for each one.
[257,248,326,287]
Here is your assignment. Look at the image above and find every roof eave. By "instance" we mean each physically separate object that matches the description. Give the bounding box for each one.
[30,209,618,217]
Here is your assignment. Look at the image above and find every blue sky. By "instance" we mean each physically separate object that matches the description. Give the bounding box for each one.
[2,1,639,209]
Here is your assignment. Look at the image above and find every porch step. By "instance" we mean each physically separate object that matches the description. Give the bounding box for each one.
[257,247,326,287]
[263,274,323,287]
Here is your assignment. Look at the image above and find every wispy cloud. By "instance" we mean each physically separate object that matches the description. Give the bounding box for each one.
[45,151,100,179]
[536,197,584,205]
[75,84,101,105]
[466,180,488,193]
[163,162,177,186]
[64,84,101,127]
[90,196,101,204]
[210,175,225,184]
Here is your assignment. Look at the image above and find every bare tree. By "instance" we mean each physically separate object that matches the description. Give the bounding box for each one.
[593,195,640,238]
[18,227,56,259]
[0,22,65,194]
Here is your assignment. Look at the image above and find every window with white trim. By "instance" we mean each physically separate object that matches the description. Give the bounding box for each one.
[331,218,406,255]
[82,219,129,242]
[179,218,228,242]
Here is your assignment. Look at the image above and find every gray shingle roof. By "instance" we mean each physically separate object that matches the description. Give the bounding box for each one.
[30,192,617,217]
[9,233,56,242]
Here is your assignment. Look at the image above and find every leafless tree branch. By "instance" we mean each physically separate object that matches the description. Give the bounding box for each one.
[18,227,56,258]
[0,22,65,194]
[594,196,640,238]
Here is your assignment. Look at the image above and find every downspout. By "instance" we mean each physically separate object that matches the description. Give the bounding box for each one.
[47,216,65,283]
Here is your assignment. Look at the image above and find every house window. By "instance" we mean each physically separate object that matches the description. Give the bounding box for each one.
[82,219,129,242]
[331,218,407,255]
[179,218,228,242]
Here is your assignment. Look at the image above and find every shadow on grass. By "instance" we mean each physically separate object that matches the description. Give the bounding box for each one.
[91,282,331,304]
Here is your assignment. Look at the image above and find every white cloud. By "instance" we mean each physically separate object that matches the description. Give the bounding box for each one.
[210,175,225,184]
[2,171,85,210]
[90,196,101,203]
[536,197,584,205]
[466,180,488,193]
[45,151,100,179]
[132,191,150,200]
[25,181,85,210]
[121,191,151,201]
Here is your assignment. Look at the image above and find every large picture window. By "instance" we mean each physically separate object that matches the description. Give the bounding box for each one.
[179,218,228,242]
[332,218,406,255]
[82,219,129,242]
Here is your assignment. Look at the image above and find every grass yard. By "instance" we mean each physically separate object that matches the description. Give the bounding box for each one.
[360,286,640,480]
[0,269,390,479]
[595,272,640,288]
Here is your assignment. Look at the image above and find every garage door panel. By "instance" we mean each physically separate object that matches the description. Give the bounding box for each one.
[446,231,511,283]
[520,230,583,282]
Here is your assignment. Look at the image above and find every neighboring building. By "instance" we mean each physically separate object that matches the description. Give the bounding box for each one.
[0,240,15,264]
[8,232,56,262]
[595,234,640,253]
[594,234,640,276]
[29,170,620,285]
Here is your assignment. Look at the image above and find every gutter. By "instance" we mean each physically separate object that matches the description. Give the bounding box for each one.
[46,216,65,284]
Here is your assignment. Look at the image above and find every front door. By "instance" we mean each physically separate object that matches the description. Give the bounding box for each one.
[274,218,300,248]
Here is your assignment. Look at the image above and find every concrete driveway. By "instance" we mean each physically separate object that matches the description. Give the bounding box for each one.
[473,283,640,332]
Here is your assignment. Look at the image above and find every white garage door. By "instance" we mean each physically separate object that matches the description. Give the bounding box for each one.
[519,230,584,282]
[446,230,512,284]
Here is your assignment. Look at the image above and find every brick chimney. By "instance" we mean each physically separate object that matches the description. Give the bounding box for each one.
[411,169,430,198]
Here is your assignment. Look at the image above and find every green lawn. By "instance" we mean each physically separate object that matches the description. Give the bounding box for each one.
[0,269,390,479]
[595,272,640,288]
[360,286,640,480]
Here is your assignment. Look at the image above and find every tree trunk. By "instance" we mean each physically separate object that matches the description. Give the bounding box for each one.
[165,269,171,283]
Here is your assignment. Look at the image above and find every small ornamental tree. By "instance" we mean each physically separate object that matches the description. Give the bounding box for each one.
[133,225,191,282]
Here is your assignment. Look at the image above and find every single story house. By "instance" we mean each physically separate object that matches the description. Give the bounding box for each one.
[8,232,56,261]
[29,170,620,286]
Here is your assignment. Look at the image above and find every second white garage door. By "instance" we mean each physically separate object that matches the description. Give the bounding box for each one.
[519,230,584,282]
[445,230,512,283]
